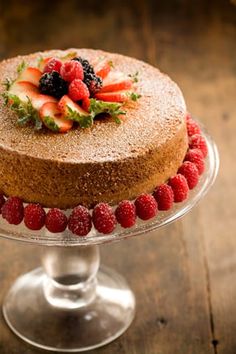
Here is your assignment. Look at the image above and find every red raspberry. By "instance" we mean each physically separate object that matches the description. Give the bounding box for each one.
[168,174,189,202]
[43,58,62,74]
[45,208,68,233]
[2,196,24,225]
[0,194,6,214]
[115,200,136,228]
[178,161,199,189]
[92,203,116,234]
[24,203,46,230]
[60,61,84,82]
[186,118,201,137]
[189,134,208,157]
[81,97,91,112]
[184,149,205,175]
[68,205,92,236]
[69,79,90,101]
[153,184,174,211]
[135,194,158,220]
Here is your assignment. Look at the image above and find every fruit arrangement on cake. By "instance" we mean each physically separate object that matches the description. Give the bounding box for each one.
[0,49,208,236]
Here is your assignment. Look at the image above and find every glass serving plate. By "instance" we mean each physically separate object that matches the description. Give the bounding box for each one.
[0,124,219,352]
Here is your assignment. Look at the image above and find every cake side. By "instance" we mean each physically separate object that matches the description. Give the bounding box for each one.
[0,49,188,208]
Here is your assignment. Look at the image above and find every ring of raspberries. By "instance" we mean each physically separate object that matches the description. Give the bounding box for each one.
[2,52,141,133]
[0,114,207,236]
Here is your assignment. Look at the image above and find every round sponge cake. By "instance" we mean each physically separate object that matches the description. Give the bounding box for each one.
[0,49,188,209]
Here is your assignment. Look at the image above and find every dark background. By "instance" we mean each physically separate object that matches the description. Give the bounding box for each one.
[0,0,236,353]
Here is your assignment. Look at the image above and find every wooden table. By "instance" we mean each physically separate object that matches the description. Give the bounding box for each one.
[0,0,235,353]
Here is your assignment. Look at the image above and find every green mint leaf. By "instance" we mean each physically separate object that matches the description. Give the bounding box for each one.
[17,60,27,74]
[129,92,141,101]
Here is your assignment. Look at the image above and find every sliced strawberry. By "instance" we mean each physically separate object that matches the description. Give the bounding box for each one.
[19,67,42,87]
[58,95,90,117]
[94,59,112,80]
[9,81,56,111]
[95,90,131,103]
[30,93,57,110]
[9,81,39,103]
[81,97,91,112]
[99,71,132,93]
[100,80,132,93]
[39,102,73,133]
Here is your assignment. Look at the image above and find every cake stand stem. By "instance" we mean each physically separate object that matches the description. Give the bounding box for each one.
[41,245,100,310]
[3,243,135,352]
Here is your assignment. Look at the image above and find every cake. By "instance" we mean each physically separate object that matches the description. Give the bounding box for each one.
[0,49,188,210]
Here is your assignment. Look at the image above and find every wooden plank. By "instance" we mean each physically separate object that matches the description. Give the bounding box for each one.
[147,1,236,353]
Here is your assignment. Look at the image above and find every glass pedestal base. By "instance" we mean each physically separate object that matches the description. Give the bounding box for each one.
[3,266,135,352]
[0,126,219,352]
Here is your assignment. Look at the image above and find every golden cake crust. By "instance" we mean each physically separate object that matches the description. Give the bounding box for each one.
[0,49,188,208]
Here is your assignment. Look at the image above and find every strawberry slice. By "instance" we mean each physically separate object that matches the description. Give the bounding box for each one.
[58,95,90,117]
[39,102,73,133]
[94,59,112,80]
[9,81,39,103]
[81,97,91,112]
[30,93,57,110]
[95,90,131,103]
[19,67,42,87]
[100,80,132,93]
[9,81,56,110]
[99,71,132,93]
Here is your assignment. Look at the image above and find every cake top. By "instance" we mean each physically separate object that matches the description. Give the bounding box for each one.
[0,49,186,163]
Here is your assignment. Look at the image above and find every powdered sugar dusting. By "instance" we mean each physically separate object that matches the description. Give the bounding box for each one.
[0,48,186,163]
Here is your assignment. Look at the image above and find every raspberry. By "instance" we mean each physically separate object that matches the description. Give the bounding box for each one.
[92,203,116,234]
[45,208,68,233]
[68,205,92,236]
[184,149,205,175]
[43,58,62,74]
[24,203,46,230]
[115,200,136,228]
[178,161,199,189]
[60,61,84,82]
[2,197,24,225]
[68,79,90,101]
[81,96,91,112]
[0,194,6,214]
[153,184,174,211]
[135,194,158,220]
[168,174,189,202]
[186,118,201,137]
[189,134,208,157]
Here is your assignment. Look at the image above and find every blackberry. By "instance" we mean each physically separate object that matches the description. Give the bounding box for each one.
[87,75,103,96]
[39,71,68,99]
[73,57,95,75]
[73,57,103,95]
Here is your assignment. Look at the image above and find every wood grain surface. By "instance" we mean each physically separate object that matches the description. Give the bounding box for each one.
[0,0,235,353]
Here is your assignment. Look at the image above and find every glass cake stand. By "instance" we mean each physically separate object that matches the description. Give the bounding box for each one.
[0,124,219,352]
